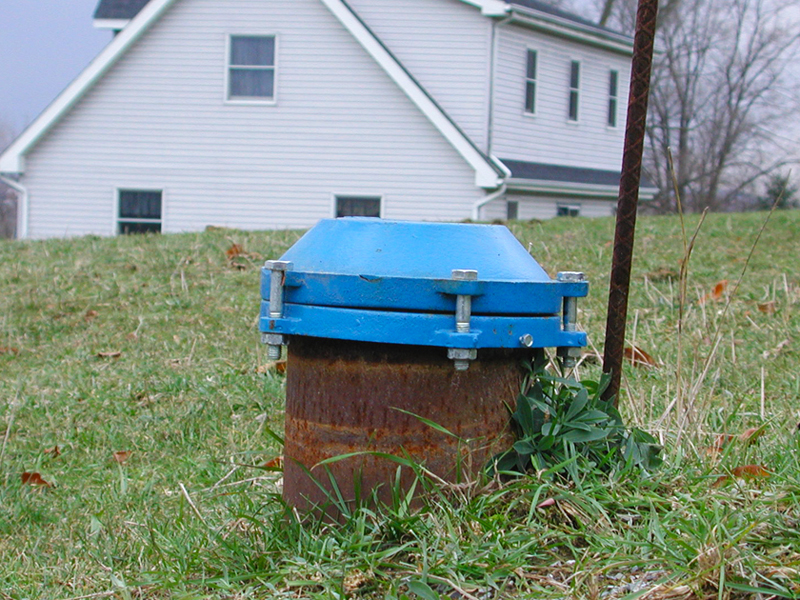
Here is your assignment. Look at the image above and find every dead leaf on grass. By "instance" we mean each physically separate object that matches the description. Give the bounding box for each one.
[256,360,287,375]
[97,351,122,359]
[757,301,777,315]
[44,446,61,458]
[226,243,245,259]
[623,345,659,367]
[706,426,765,456]
[0,346,20,356]
[713,464,771,487]
[113,451,132,464]
[84,309,99,321]
[700,280,728,304]
[22,472,52,487]
[261,456,284,470]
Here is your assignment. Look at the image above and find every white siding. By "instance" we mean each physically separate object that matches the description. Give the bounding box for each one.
[346,0,492,150]
[483,193,615,220]
[491,23,630,171]
[22,0,484,238]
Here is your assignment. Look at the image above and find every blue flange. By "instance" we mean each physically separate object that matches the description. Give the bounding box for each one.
[259,218,588,356]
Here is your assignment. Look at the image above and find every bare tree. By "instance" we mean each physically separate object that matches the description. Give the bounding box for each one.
[648,0,800,212]
[593,0,800,213]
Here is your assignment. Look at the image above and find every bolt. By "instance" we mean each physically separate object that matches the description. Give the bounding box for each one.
[519,334,534,348]
[266,260,293,319]
[557,272,585,333]
[452,269,478,334]
[448,347,477,371]
[558,346,582,371]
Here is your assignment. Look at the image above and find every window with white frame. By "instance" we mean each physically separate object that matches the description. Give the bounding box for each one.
[118,190,162,234]
[556,202,581,217]
[228,35,275,100]
[568,60,580,121]
[608,70,619,127]
[524,50,537,114]
[336,196,381,218]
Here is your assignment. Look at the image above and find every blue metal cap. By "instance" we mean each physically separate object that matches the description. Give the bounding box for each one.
[260,218,587,350]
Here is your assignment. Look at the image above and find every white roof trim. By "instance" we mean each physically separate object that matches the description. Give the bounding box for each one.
[319,0,503,189]
[0,0,179,174]
[457,0,510,16]
[509,9,633,55]
[508,178,658,199]
[93,18,131,30]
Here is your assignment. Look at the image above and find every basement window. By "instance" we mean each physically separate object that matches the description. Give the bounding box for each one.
[506,200,519,220]
[556,203,581,217]
[118,190,162,234]
[336,196,381,218]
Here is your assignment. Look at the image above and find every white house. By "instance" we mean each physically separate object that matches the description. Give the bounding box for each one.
[0,0,656,239]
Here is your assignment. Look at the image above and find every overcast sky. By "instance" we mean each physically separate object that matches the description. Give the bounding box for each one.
[1,0,111,135]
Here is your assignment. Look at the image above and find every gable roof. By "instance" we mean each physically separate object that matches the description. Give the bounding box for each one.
[93,0,631,45]
[2,0,504,188]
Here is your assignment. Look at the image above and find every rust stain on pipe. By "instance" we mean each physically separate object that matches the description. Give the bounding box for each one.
[284,337,531,514]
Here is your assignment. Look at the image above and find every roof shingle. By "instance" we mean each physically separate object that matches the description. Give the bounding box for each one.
[94,0,151,20]
[92,0,625,39]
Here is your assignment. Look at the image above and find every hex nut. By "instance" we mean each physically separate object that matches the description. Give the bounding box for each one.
[451,269,478,281]
[265,260,294,271]
[447,348,477,361]
[556,271,585,283]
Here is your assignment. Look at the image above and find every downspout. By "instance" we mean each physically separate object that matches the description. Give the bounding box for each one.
[472,156,511,220]
[0,175,28,239]
[486,13,513,156]
[473,13,514,222]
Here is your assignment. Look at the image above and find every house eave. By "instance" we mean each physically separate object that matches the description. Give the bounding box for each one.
[458,0,510,16]
[93,18,131,30]
[509,8,634,55]
[508,178,657,199]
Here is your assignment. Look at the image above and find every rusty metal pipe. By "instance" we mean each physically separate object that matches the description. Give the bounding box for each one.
[602,0,660,405]
[283,337,534,515]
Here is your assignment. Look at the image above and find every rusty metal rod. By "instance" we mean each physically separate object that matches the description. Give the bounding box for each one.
[602,0,660,405]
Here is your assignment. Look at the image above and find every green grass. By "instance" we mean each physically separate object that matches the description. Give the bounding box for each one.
[0,212,798,599]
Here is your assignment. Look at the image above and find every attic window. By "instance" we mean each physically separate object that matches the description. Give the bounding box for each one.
[228,35,276,101]
[118,190,162,234]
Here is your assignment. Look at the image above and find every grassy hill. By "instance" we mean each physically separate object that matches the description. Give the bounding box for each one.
[0,212,798,599]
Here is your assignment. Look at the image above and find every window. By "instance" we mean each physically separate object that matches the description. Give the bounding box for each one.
[118,190,162,234]
[506,200,519,220]
[524,50,537,114]
[608,70,619,127]
[568,60,580,121]
[228,35,275,100]
[556,203,581,217]
[336,196,381,218]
